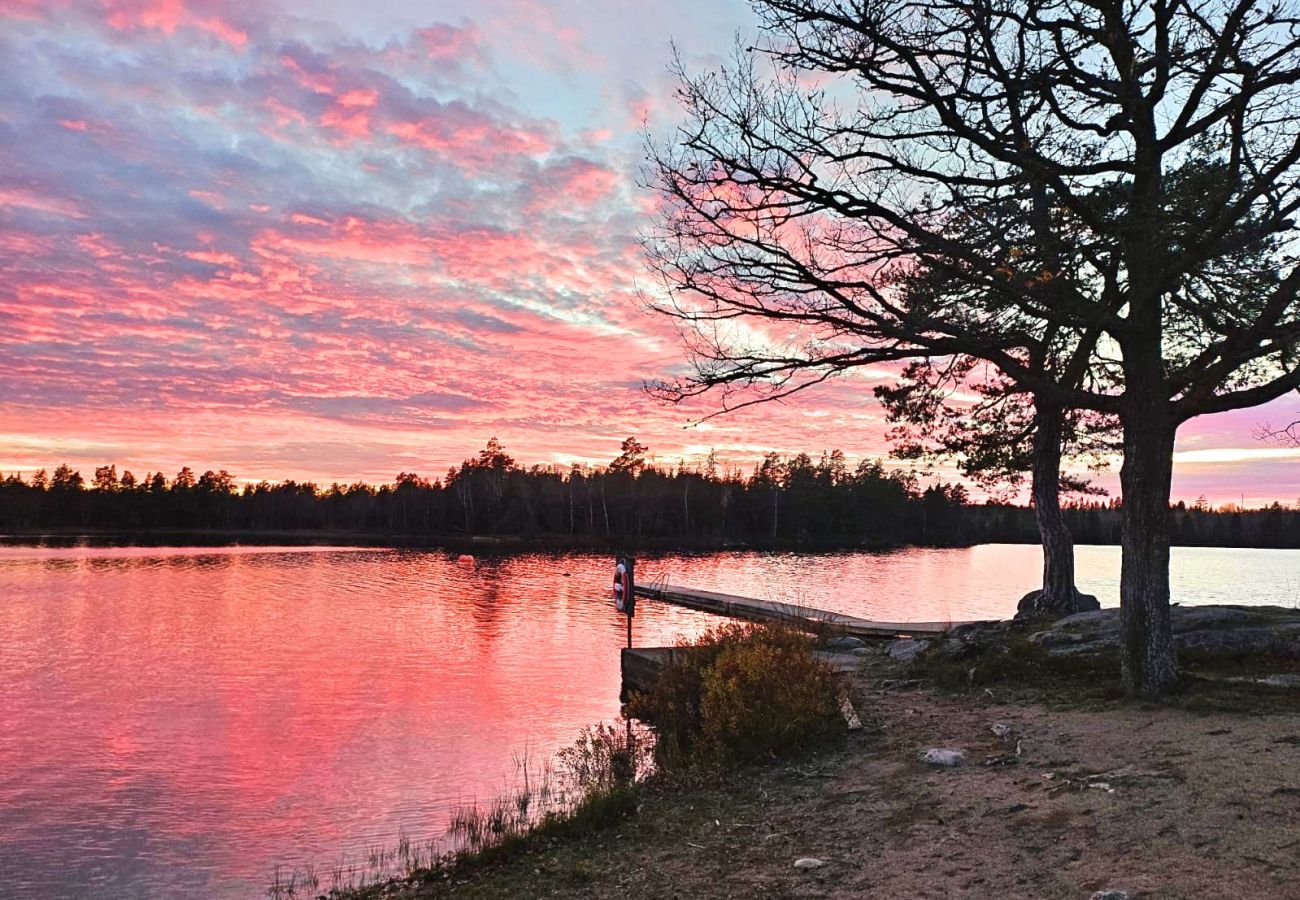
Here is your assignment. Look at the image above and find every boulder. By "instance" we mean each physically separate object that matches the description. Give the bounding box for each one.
[822,635,868,651]
[1171,606,1251,632]
[1014,589,1101,621]
[931,636,975,661]
[1176,627,1289,654]
[887,638,928,662]
[1056,608,1120,629]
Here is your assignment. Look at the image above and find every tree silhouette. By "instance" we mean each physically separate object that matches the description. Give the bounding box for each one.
[610,437,649,474]
[1,452,1297,552]
[645,0,1300,695]
[876,356,1115,615]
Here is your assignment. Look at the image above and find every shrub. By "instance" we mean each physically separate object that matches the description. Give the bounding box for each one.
[627,623,846,770]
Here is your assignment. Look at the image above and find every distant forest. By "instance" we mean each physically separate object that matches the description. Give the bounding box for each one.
[2,438,1298,549]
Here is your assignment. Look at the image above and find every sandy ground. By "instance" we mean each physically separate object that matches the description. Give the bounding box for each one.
[389,665,1300,900]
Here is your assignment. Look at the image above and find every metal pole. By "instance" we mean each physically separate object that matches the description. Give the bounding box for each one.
[626,555,635,649]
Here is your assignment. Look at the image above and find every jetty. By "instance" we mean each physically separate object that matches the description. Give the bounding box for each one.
[632,583,955,640]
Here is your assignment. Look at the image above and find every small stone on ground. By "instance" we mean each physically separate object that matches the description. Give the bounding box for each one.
[919,748,966,767]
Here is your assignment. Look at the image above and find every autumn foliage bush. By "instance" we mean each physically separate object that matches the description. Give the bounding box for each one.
[627,623,846,769]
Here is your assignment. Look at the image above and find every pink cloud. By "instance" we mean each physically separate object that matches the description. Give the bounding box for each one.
[100,0,247,48]
[262,96,306,126]
[320,106,370,140]
[336,89,378,108]
[194,14,246,48]
[280,52,336,96]
[527,157,620,212]
[255,218,434,268]
[387,112,552,164]
[76,233,120,258]
[416,23,484,62]
[184,250,241,266]
[0,185,86,218]
[103,0,184,34]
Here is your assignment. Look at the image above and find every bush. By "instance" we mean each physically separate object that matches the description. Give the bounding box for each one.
[627,623,846,770]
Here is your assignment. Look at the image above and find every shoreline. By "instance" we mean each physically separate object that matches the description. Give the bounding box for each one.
[0,528,955,553]
[5,528,1300,554]
[328,624,1300,900]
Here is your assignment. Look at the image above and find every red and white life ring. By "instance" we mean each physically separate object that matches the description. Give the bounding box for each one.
[612,560,633,615]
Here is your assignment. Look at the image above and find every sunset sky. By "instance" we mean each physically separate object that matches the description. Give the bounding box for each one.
[2,0,1299,504]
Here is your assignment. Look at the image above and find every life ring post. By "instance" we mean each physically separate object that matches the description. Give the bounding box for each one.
[612,555,636,649]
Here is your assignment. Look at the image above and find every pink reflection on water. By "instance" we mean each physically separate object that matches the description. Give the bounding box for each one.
[0,546,715,897]
[1,542,1296,897]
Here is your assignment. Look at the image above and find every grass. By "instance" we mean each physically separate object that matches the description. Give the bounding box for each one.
[267,723,651,899]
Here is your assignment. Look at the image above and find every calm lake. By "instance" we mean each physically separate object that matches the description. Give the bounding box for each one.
[2,542,1298,898]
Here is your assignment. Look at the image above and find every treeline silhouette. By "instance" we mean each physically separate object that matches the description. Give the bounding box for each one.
[1,438,1297,549]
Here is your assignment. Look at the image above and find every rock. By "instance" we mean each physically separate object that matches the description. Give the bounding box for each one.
[1176,627,1284,654]
[1028,629,1085,648]
[1091,891,1133,900]
[947,620,1006,640]
[823,635,867,651]
[1046,642,1111,658]
[888,638,927,662]
[989,722,1013,741]
[1015,589,1102,620]
[925,636,969,662]
[1056,608,1120,629]
[793,857,825,869]
[1015,590,1046,618]
[919,748,967,767]
[1171,606,1251,632]
[839,695,863,730]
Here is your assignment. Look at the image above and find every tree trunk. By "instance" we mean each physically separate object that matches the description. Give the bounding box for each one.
[1119,410,1179,697]
[1016,401,1098,619]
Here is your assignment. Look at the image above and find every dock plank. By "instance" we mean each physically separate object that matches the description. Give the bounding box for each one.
[633,583,957,638]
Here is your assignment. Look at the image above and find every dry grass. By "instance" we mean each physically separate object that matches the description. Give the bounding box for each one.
[627,622,849,772]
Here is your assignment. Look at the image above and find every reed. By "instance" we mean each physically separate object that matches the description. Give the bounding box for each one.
[266,722,651,899]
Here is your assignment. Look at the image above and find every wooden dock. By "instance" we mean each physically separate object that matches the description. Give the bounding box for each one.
[632,583,957,639]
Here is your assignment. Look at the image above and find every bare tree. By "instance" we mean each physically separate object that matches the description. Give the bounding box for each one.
[1256,394,1300,443]
[644,0,1300,696]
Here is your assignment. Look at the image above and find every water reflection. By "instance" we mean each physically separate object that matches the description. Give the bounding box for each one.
[0,542,1296,898]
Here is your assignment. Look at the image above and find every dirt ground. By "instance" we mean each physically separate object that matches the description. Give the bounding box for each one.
[375,665,1300,900]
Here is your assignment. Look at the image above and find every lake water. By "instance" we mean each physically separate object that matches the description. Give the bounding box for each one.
[2,542,1298,898]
